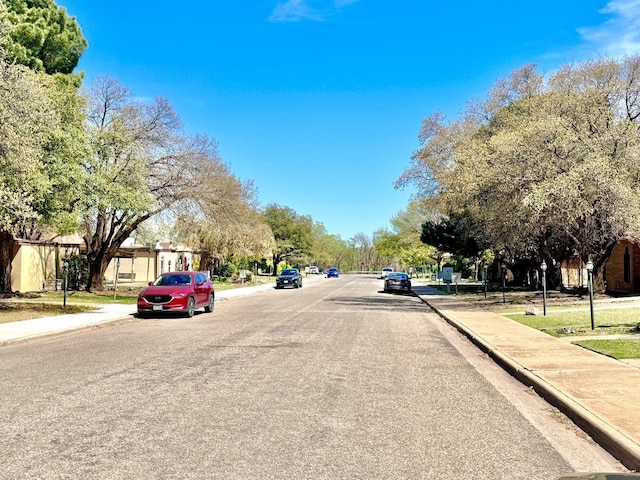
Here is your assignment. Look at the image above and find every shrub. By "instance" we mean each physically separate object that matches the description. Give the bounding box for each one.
[216,263,235,279]
[65,254,88,291]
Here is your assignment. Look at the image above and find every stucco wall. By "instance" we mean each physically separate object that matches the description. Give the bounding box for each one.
[104,253,159,285]
[10,242,201,292]
[103,250,196,285]
[12,244,57,293]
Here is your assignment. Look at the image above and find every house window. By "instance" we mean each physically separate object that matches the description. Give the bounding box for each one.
[624,246,631,283]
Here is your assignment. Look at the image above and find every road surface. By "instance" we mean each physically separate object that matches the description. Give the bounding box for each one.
[0,275,626,479]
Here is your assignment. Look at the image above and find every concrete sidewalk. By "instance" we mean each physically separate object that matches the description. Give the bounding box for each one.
[1,279,639,471]
[413,285,640,472]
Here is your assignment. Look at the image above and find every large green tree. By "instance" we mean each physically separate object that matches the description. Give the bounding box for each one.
[420,211,487,278]
[263,204,313,273]
[3,0,87,74]
[175,178,275,273]
[79,77,231,291]
[398,59,640,287]
[309,225,350,271]
[374,201,436,271]
[0,59,85,292]
[0,0,87,293]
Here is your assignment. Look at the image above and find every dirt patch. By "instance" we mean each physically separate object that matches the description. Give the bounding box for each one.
[429,286,615,311]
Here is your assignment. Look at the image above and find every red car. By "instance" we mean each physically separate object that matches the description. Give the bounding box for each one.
[137,271,214,317]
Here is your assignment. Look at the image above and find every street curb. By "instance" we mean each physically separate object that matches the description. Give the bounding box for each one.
[417,295,640,472]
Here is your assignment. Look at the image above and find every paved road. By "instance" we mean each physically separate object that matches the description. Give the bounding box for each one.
[0,276,625,479]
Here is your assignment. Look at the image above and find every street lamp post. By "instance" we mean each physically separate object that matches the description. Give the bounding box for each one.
[541,260,547,316]
[501,263,507,303]
[587,260,595,330]
[113,258,120,301]
[483,264,488,298]
[63,260,69,309]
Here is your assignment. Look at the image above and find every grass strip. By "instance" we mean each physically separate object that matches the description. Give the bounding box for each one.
[572,338,640,359]
[505,309,640,337]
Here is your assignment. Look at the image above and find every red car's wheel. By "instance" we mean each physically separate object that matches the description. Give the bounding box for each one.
[204,293,214,313]
[186,297,196,318]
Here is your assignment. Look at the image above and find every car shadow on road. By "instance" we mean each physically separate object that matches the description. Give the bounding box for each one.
[326,293,428,313]
[135,311,209,319]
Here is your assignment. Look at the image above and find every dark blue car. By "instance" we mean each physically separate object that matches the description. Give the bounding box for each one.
[276,268,303,289]
[326,268,339,278]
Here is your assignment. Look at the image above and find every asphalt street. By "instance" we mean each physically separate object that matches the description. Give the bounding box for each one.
[0,275,630,479]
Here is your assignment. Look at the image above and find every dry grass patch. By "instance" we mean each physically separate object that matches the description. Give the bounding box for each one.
[0,302,95,324]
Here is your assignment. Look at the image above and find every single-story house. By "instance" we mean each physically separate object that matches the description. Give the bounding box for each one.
[10,236,198,293]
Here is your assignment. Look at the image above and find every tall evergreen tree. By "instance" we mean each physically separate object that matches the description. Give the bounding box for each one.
[3,0,87,74]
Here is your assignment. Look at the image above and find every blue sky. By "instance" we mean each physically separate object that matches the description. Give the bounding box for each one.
[58,0,640,240]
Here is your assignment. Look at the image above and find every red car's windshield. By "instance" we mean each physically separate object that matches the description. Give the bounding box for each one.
[155,274,192,286]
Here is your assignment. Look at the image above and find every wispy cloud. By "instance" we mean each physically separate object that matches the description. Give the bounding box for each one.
[269,0,358,23]
[269,0,322,22]
[579,0,640,56]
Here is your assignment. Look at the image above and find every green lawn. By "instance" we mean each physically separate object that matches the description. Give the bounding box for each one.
[504,306,640,360]
[505,307,640,337]
[572,338,640,359]
[419,282,640,360]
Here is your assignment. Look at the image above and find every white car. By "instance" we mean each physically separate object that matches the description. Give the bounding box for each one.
[381,267,394,279]
[309,266,319,274]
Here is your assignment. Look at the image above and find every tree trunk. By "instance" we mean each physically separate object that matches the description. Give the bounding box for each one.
[198,252,218,277]
[83,216,142,292]
[549,265,561,291]
[86,249,108,292]
[272,253,282,276]
[0,231,14,294]
[593,268,606,294]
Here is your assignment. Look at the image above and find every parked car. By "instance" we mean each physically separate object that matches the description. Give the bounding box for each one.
[326,268,339,278]
[309,266,319,274]
[137,271,214,317]
[276,268,303,289]
[383,272,412,293]
[380,267,394,279]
